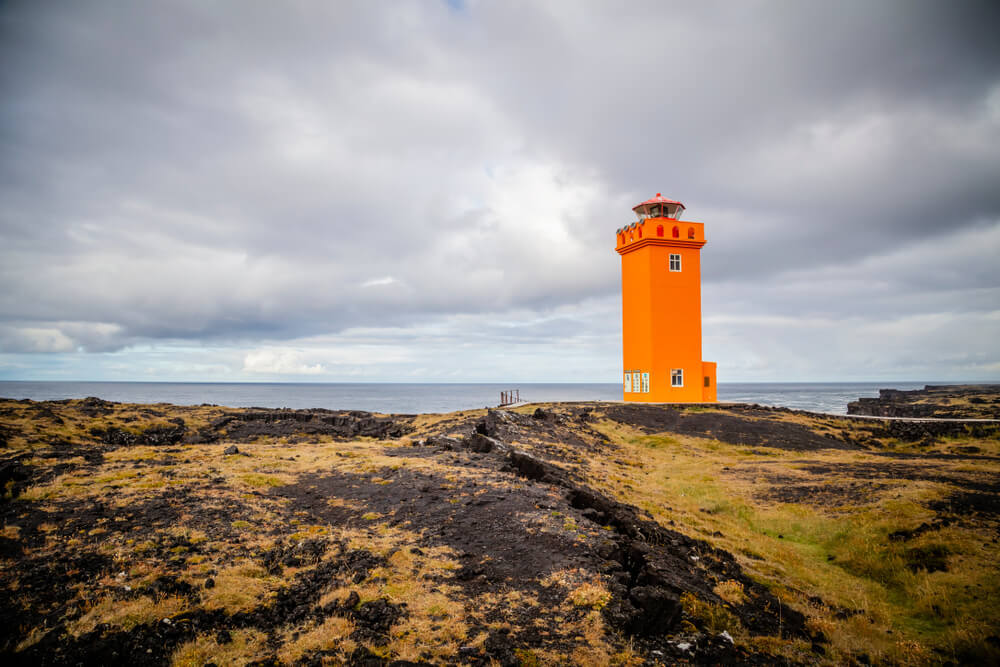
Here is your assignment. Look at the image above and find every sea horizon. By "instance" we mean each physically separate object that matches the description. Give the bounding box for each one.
[2,379,995,415]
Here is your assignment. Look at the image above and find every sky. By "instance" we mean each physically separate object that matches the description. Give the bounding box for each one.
[1,0,999,383]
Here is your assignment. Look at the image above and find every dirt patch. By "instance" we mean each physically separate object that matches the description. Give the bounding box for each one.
[602,404,857,451]
[929,491,1000,519]
[799,462,998,494]
[871,420,1000,443]
[274,463,595,597]
[757,480,891,507]
[745,459,1000,519]
[215,409,413,443]
[0,458,32,500]
[888,518,953,542]
[903,545,951,573]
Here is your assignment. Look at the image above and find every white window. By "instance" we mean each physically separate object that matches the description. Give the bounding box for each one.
[623,372,631,393]
[671,369,683,387]
[669,254,681,272]
[633,372,641,393]
[641,372,649,393]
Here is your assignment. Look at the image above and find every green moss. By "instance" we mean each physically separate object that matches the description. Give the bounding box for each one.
[239,474,283,488]
[514,648,541,667]
[680,592,741,634]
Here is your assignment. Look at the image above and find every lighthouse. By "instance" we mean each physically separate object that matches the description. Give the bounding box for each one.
[616,194,716,402]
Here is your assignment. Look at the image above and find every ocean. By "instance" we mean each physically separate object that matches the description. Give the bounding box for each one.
[0,381,937,415]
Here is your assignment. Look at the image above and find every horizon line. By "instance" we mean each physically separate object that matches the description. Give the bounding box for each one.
[2,379,997,385]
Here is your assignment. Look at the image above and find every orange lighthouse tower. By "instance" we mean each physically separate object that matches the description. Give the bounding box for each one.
[616,194,716,402]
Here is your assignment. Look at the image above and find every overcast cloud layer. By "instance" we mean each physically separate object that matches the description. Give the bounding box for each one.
[1,0,998,382]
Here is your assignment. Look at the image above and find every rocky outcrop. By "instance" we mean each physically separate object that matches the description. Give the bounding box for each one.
[479,414,812,644]
[216,409,412,442]
[847,385,1000,419]
[873,420,999,442]
[89,423,187,448]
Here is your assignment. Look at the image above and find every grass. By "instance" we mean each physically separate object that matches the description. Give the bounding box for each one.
[581,410,1000,664]
[202,563,281,613]
[171,629,269,666]
[70,595,189,636]
[714,579,747,605]
[2,396,998,665]
[238,473,286,488]
[276,616,355,663]
[569,580,612,610]
[680,592,742,635]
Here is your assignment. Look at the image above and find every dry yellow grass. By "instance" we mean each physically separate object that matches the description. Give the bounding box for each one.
[70,595,189,636]
[276,616,356,663]
[171,629,269,666]
[202,562,282,613]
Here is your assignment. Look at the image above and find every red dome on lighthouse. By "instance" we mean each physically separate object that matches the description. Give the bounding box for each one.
[632,193,685,220]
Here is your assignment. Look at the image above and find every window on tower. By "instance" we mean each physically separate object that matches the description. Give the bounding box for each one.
[671,369,684,387]
[669,254,681,271]
[641,372,649,393]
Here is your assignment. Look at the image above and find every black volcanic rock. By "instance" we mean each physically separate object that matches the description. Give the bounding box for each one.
[848,385,1000,418]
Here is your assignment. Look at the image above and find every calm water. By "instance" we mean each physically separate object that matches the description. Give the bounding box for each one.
[0,381,938,414]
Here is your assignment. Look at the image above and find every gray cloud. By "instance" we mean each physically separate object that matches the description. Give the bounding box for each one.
[1,0,998,381]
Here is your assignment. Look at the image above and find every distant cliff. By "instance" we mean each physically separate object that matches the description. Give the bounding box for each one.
[847,384,1000,419]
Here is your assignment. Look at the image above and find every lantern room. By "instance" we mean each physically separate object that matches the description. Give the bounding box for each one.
[633,193,685,221]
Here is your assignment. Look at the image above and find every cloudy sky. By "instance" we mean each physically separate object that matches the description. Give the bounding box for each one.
[1,0,998,383]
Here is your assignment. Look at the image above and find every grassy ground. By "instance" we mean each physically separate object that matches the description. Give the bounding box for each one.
[1,397,998,665]
[547,406,1000,665]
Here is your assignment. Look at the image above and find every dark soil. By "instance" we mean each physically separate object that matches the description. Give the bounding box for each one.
[870,419,1000,442]
[929,491,1000,519]
[602,403,858,450]
[743,458,1000,516]
[757,480,891,506]
[214,409,414,443]
[799,462,998,495]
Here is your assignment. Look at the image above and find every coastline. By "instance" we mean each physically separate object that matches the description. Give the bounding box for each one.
[0,380,964,414]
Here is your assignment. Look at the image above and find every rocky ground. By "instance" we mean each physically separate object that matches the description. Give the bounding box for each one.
[847,385,1000,419]
[1,397,998,665]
